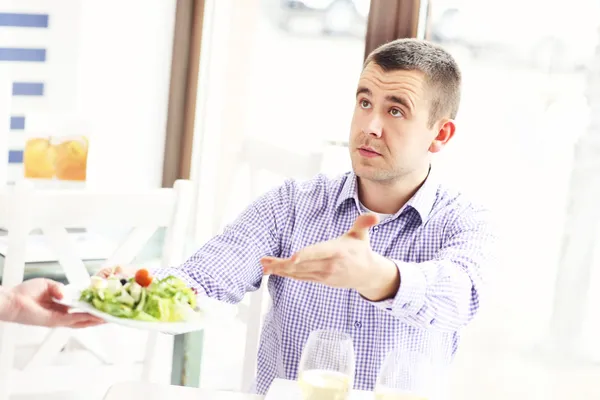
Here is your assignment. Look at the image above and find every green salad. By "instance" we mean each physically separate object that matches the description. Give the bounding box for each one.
[79,273,199,322]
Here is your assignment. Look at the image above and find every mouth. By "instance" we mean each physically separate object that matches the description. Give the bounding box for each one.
[358,146,381,158]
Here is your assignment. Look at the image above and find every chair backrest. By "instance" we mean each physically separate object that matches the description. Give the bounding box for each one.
[241,139,325,187]
[2,179,194,288]
[236,138,324,392]
[0,180,193,397]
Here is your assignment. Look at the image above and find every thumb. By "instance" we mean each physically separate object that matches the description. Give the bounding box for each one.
[346,213,378,240]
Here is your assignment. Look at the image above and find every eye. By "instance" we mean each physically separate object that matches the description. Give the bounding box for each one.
[389,108,403,118]
[359,99,372,109]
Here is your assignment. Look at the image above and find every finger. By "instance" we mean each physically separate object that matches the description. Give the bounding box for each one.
[268,258,336,279]
[46,280,65,300]
[50,302,72,314]
[95,265,123,278]
[56,312,104,328]
[261,256,288,275]
[115,265,137,278]
[267,265,321,281]
[70,318,106,329]
[262,243,340,273]
[261,256,289,265]
[95,268,111,278]
[346,213,378,240]
[291,241,341,263]
[112,265,124,275]
[261,257,288,275]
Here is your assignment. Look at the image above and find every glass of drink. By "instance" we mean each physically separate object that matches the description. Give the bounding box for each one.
[374,349,434,400]
[375,330,448,400]
[298,329,355,400]
[23,137,56,179]
[54,135,89,181]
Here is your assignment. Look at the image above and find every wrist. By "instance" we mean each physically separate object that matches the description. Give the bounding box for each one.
[357,253,400,301]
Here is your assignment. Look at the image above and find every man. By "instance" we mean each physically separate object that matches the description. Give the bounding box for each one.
[103,38,496,393]
[0,278,102,328]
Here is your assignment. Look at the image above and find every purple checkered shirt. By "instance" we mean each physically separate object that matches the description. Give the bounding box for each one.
[155,170,497,394]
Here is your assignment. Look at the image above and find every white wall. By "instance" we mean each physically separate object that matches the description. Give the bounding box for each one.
[76,0,176,189]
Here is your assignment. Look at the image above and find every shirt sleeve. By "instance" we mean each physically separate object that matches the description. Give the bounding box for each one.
[152,180,293,304]
[369,205,498,331]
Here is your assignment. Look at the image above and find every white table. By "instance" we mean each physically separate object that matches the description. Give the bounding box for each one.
[103,382,264,400]
[104,379,374,400]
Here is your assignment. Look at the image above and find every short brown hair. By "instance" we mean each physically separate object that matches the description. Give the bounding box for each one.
[364,38,461,127]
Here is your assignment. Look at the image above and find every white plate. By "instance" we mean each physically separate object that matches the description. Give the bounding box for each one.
[55,284,209,335]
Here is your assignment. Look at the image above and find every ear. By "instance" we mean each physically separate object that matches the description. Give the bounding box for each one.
[429,119,456,153]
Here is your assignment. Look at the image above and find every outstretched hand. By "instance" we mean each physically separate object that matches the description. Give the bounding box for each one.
[6,279,104,328]
[261,214,400,301]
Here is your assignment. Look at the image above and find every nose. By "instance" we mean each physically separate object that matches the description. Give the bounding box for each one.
[365,115,383,138]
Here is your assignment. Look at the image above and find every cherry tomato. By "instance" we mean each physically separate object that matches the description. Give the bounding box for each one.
[135,268,153,287]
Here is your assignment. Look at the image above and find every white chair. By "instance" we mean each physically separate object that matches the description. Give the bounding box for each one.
[218,138,324,392]
[0,179,193,399]
[0,72,10,188]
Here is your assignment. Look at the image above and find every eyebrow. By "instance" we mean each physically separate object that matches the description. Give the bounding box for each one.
[356,86,372,97]
[356,86,413,113]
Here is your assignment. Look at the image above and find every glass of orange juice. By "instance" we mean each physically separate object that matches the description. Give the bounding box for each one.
[23,135,89,181]
[23,137,57,179]
[53,135,89,181]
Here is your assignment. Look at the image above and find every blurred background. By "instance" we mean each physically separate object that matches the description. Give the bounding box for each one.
[1,0,600,398]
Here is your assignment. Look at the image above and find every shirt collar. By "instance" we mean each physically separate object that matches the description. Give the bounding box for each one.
[335,168,439,224]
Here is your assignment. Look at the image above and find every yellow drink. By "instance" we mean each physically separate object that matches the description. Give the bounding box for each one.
[298,369,351,400]
[23,138,56,178]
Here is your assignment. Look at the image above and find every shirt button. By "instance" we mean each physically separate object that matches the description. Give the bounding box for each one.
[373,226,379,232]
[430,319,436,325]
[354,321,362,329]
[402,303,410,309]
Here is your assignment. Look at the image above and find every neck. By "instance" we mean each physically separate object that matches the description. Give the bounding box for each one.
[357,167,430,215]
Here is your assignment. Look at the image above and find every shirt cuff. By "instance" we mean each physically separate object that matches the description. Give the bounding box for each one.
[369,260,427,317]
[151,266,207,297]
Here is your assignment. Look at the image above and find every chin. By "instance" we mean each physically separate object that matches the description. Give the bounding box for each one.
[353,165,383,181]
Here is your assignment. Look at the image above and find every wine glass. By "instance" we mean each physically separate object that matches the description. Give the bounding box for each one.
[375,332,448,400]
[297,329,356,400]
[374,349,436,400]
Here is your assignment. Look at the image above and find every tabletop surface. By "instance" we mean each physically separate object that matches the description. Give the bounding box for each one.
[104,379,374,400]
[103,382,264,400]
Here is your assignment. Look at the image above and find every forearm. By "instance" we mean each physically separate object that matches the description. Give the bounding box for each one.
[388,260,476,330]
[153,239,266,304]
[357,255,476,330]
[154,181,292,304]
[365,216,495,330]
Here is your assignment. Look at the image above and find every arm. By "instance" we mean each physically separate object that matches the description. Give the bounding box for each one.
[153,181,293,304]
[0,286,16,322]
[367,206,497,331]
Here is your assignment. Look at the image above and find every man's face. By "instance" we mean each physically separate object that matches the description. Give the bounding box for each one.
[349,62,446,183]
